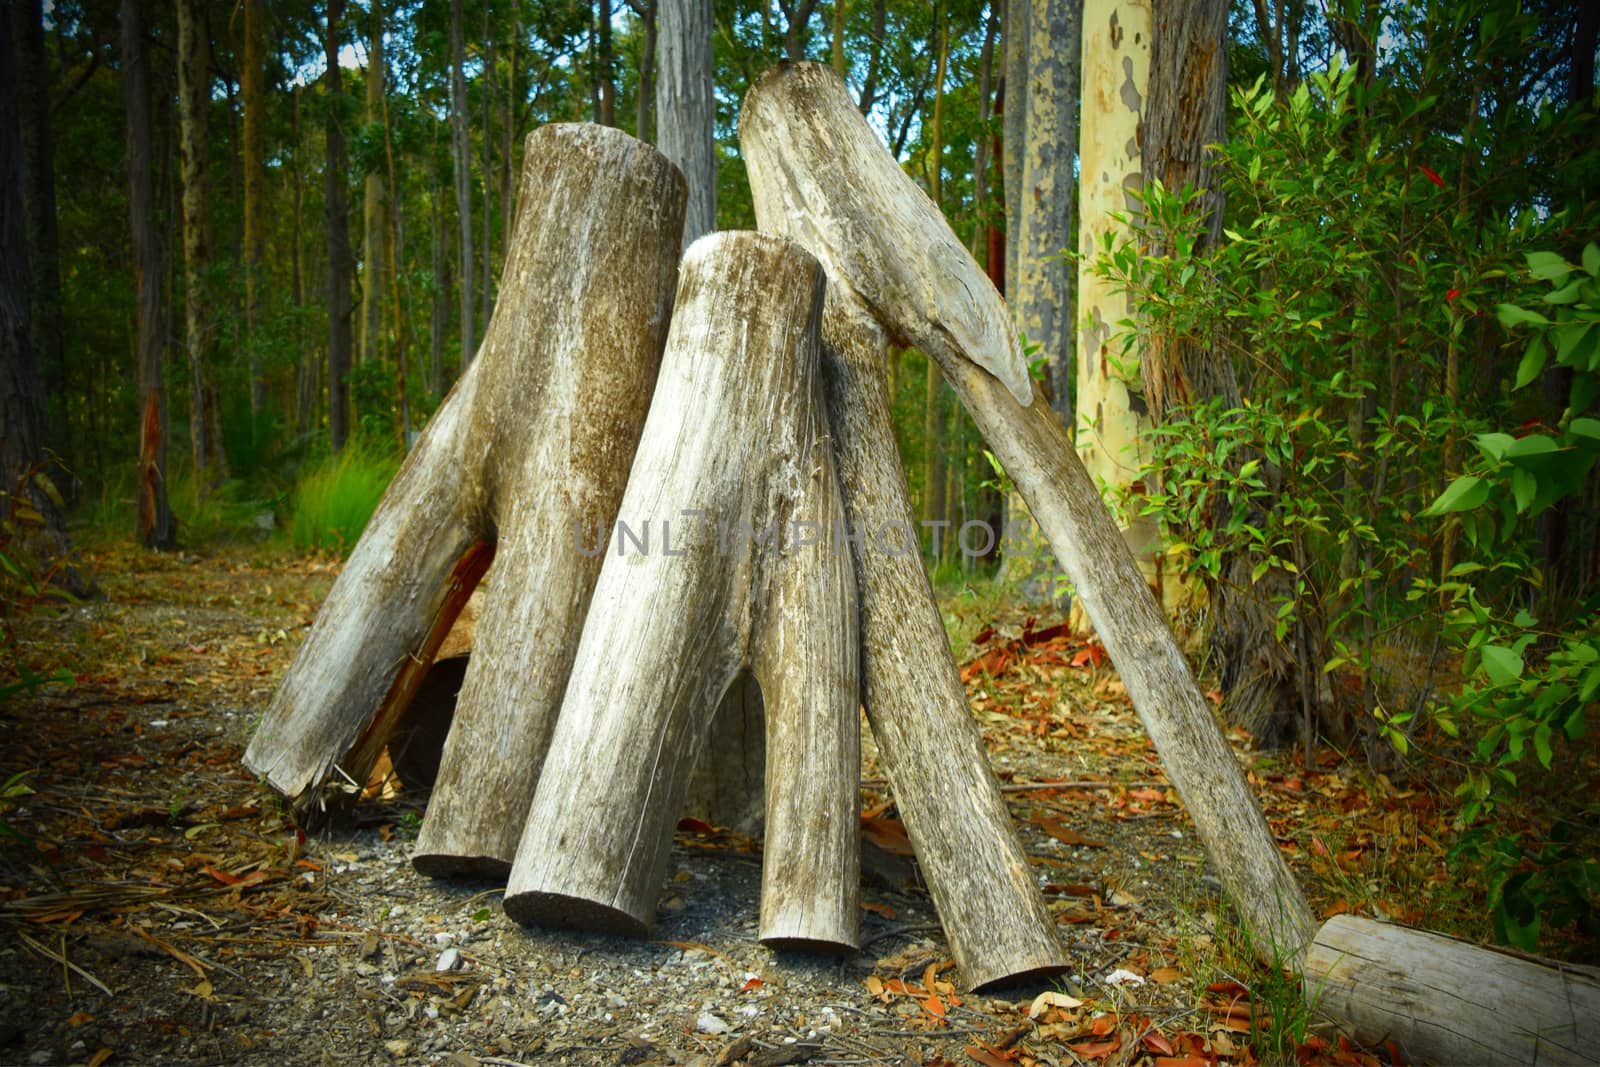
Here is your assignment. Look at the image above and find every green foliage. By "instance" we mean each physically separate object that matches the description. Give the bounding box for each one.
[289,439,400,556]
[1417,245,1600,951]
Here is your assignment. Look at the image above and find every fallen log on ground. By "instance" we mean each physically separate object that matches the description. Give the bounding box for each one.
[243,125,684,854]
[740,61,1315,963]
[503,232,861,953]
[1305,914,1600,1066]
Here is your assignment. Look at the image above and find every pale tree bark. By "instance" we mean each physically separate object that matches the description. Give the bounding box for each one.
[242,0,266,416]
[176,0,229,480]
[449,0,475,365]
[739,62,1315,964]
[504,232,859,954]
[920,2,949,550]
[1076,0,1168,613]
[246,126,685,843]
[121,0,175,550]
[325,0,354,449]
[657,0,716,246]
[1,5,94,596]
[1141,0,1303,748]
[358,0,386,370]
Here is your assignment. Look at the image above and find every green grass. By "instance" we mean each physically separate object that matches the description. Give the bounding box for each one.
[290,440,399,556]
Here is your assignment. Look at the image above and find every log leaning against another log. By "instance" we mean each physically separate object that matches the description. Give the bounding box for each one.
[243,126,685,857]
[740,61,1316,964]
[503,232,861,954]
[1305,914,1600,1066]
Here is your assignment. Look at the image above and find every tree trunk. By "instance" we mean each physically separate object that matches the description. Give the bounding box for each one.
[10,0,65,458]
[1075,0,1167,614]
[1141,0,1304,748]
[429,158,448,398]
[630,0,657,142]
[1,5,94,596]
[597,0,616,126]
[921,4,949,552]
[242,0,266,418]
[326,0,354,450]
[121,0,175,551]
[176,0,228,481]
[246,127,685,840]
[823,288,1070,989]
[503,231,860,955]
[1305,915,1600,1067]
[358,0,386,372]
[739,62,1315,964]
[449,0,475,366]
[656,0,716,246]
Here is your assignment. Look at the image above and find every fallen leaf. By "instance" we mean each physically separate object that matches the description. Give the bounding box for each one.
[965,1045,1016,1067]
[65,1011,94,1027]
[1068,1036,1121,1060]
[1027,990,1083,1018]
[738,977,763,993]
[87,1050,114,1067]
[1149,966,1183,984]
[861,900,897,919]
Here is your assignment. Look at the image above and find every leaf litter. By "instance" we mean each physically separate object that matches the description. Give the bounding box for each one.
[0,547,1422,1064]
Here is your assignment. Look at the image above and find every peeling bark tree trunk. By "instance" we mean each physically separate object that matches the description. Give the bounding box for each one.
[1305,915,1600,1067]
[740,62,1314,963]
[243,126,685,823]
[504,232,860,954]
[816,289,1069,989]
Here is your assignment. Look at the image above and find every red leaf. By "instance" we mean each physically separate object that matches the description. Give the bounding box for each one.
[1446,287,1461,302]
[1068,1036,1122,1060]
[1143,1031,1176,1056]
[1419,165,1445,188]
[738,977,763,993]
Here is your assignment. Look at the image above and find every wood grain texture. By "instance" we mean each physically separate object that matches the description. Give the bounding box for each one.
[244,125,685,838]
[1306,915,1600,1066]
[503,232,860,952]
[817,287,1069,990]
[740,61,1315,963]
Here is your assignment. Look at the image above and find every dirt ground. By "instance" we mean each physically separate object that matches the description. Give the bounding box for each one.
[1,546,1411,1066]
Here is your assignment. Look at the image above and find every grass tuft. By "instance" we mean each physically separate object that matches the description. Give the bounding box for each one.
[290,441,399,556]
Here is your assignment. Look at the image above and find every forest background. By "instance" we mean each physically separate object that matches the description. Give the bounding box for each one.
[2,0,1597,961]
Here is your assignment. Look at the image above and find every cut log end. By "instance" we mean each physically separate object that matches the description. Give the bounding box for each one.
[965,962,1072,995]
[760,936,857,958]
[410,852,510,883]
[501,891,650,940]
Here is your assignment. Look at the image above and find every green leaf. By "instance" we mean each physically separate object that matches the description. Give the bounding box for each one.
[1480,644,1525,686]
[1474,432,1516,462]
[1526,250,1573,281]
[1534,723,1554,769]
[1571,417,1600,444]
[1497,303,1551,328]
[1511,467,1537,513]
[1583,242,1600,277]
[1424,475,1490,515]
[1514,334,1548,389]
[1505,434,1559,459]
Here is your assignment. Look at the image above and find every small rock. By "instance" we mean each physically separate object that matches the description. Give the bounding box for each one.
[383,1039,411,1057]
[435,947,461,972]
[695,1012,731,1035]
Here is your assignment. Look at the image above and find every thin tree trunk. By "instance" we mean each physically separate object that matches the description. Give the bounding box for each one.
[242,0,266,417]
[450,0,475,365]
[741,62,1315,964]
[121,0,175,550]
[921,4,949,551]
[856,0,886,113]
[831,0,846,72]
[429,160,447,397]
[9,0,65,457]
[479,3,494,326]
[656,0,716,246]
[629,0,657,141]
[1,5,94,596]
[176,0,227,481]
[292,86,313,433]
[358,0,387,371]
[598,0,616,125]
[381,58,408,444]
[326,0,354,449]
[501,7,517,268]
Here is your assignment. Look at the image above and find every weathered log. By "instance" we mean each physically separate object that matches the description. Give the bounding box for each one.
[814,287,1069,988]
[503,232,860,952]
[1305,914,1600,1066]
[244,126,685,841]
[740,61,1315,962]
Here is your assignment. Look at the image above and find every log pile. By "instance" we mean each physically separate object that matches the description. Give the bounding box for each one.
[246,68,1314,993]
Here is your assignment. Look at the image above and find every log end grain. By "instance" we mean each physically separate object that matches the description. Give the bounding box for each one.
[501,890,651,940]
[410,851,511,883]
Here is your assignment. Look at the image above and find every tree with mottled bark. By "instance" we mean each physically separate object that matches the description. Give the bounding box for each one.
[176,0,228,481]
[740,62,1314,965]
[656,0,716,245]
[120,0,175,550]
[325,0,354,450]
[1139,0,1305,747]
[1074,0,1172,615]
